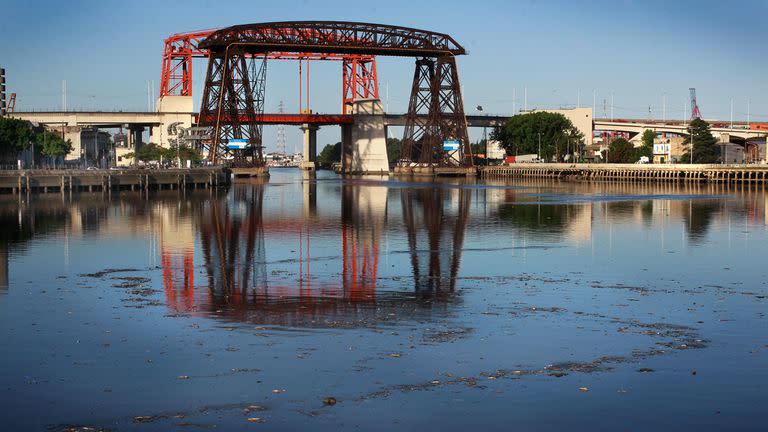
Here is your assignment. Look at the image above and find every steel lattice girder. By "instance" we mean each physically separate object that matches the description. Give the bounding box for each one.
[400,57,472,167]
[198,21,465,57]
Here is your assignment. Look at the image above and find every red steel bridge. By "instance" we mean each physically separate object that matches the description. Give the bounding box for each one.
[160,21,472,171]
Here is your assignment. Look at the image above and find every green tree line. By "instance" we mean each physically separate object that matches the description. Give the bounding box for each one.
[0,117,73,166]
[123,143,202,164]
[491,112,584,161]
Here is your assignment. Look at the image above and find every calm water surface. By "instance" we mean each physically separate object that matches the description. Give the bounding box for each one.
[1,169,766,431]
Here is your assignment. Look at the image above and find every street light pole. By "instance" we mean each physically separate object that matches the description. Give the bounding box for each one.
[538,132,541,161]
[476,105,484,165]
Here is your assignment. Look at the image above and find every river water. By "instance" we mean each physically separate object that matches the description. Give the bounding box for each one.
[0,169,765,431]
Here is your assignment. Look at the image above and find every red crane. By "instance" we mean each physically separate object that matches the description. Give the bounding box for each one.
[689,88,702,120]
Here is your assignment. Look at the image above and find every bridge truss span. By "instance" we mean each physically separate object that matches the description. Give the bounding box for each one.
[196,21,472,169]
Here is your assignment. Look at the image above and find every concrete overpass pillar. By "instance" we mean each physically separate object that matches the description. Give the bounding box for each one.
[63,126,83,163]
[300,123,319,171]
[342,99,389,174]
[128,126,144,167]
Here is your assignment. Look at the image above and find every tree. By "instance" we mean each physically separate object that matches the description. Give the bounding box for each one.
[0,117,34,160]
[386,137,401,164]
[36,130,73,167]
[123,142,166,162]
[679,118,720,164]
[164,145,203,164]
[317,142,341,168]
[601,138,637,163]
[638,129,655,160]
[491,112,584,162]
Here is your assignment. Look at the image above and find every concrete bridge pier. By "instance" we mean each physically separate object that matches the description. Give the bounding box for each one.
[340,99,389,175]
[300,123,318,171]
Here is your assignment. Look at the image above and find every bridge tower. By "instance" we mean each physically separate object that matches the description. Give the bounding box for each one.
[397,57,474,173]
[198,48,268,174]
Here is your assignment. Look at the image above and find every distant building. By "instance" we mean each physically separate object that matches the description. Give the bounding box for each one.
[720,143,745,164]
[78,129,112,168]
[485,140,506,160]
[653,136,686,164]
[526,107,593,147]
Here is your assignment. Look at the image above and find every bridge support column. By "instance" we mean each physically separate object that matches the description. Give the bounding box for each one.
[342,99,389,174]
[300,123,319,171]
[128,126,144,167]
[63,126,83,165]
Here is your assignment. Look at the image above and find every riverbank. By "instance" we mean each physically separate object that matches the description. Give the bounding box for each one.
[480,163,768,183]
[0,167,231,193]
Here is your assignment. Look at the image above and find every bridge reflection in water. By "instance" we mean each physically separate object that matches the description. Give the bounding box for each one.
[159,180,471,327]
[402,186,471,297]
[0,179,765,305]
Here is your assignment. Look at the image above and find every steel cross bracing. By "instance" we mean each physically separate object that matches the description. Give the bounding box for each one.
[342,57,378,114]
[199,48,268,167]
[400,57,472,167]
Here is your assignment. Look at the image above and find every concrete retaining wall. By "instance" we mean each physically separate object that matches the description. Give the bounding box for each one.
[0,167,230,193]
[481,163,768,183]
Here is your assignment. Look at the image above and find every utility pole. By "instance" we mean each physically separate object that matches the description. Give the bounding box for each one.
[730,97,734,129]
[538,131,541,161]
[610,91,614,121]
[747,99,751,125]
[512,88,516,114]
[524,86,527,112]
[62,80,67,111]
[385,81,389,113]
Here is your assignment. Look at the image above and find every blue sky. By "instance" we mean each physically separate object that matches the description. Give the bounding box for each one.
[2,0,767,150]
